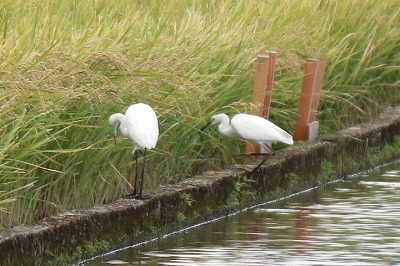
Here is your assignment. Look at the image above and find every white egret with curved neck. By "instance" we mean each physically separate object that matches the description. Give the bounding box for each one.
[201,113,293,173]
[109,103,159,199]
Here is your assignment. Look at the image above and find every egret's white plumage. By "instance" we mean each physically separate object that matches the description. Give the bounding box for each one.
[109,103,159,153]
[109,103,159,199]
[203,113,293,152]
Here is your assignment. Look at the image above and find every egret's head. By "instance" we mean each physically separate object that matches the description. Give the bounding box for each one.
[210,114,226,124]
[201,114,223,131]
[109,114,119,145]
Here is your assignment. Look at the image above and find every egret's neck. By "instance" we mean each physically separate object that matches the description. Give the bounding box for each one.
[109,113,129,137]
[217,115,235,137]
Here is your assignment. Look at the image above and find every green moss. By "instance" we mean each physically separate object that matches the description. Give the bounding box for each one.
[226,191,240,208]
[364,136,400,166]
[132,227,143,237]
[44,238,111,265]
[342,155,360,173]
[192,211,200,219]
[84,240,109,254]
[204,207,214,217]
[286,172,301,188]
[318,160,335,186]
[149,225,159,235]
[264,186,285,200]
[317,136,400,186]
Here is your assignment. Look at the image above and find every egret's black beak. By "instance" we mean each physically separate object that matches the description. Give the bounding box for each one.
[113,134,117,145]
[201,121,213,131]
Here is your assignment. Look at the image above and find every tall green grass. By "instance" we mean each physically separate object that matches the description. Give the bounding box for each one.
[0,0,399,228]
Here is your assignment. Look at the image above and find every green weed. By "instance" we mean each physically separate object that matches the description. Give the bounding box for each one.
[179,192,194,206]
[176,211,186,224]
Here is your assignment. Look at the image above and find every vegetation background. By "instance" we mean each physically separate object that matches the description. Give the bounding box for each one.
[0,0,399,229]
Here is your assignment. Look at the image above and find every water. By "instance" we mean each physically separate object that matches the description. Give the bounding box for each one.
[84,162,400,265]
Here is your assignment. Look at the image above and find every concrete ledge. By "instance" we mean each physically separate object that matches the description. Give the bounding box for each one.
[1,106,400,265]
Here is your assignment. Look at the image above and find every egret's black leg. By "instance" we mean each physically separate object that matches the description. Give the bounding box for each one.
[236,143,274,160]
[133,150,139,196]
[245,143,274,177]
[136,148,150,199]
[235,152,271,158]
[235,144,274,165]
[246,155,271,177]
[124,150,139,199]
[261,143,275,154]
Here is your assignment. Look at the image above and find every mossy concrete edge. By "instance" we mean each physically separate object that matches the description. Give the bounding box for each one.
[1,106,400,265]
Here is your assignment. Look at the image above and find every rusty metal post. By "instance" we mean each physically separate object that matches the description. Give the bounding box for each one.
[246,55,270,156]
[294,58,326,142]
[250,55,270,117]
[293,59,318,142]
[262,51,277,119]
[246,51,277,157]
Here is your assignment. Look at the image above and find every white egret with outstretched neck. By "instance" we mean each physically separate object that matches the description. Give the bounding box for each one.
[109,103,159,199]
[201,113,293,173]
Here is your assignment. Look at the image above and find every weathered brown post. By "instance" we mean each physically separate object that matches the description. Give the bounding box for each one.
[293,59,326,142]
[246,51,277,156]
[262,51,277,119]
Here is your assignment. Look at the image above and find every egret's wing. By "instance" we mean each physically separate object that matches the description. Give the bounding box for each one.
[125,103,159,149]
[231,114,293,145]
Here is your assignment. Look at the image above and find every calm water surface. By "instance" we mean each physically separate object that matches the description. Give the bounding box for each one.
[84,162,400,265]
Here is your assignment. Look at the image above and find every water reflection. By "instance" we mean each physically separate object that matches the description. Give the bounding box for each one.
[84,162,400,265]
